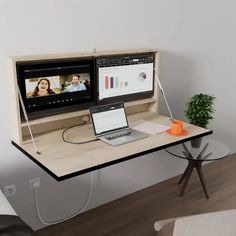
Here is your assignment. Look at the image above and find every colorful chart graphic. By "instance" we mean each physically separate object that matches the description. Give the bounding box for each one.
[104,76,128,89]
[138,72,147,81]
[99,62,153,100]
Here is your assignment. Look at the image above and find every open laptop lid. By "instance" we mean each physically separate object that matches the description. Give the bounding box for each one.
[90,103,129,137]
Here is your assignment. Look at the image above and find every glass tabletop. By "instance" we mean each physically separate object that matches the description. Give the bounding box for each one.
[165,138,231,161]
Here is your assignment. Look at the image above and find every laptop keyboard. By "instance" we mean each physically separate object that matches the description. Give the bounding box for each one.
[106,131,134,140]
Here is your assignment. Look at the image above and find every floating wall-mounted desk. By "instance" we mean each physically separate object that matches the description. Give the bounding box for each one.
[12,112,212,181]
[9,49,212,181]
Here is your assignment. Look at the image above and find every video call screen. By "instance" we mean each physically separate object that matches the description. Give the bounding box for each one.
[25,73,90,98]
[17,59,95,115]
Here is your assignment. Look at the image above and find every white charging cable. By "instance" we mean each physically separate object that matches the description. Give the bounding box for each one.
[34,172,94,225]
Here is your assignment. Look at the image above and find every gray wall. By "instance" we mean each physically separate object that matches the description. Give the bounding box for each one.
[0,0,235,230]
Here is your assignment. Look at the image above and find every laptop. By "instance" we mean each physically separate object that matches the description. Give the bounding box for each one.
[90,103,148,146]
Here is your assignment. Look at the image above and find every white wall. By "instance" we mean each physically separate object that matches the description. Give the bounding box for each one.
[0,0,235,230]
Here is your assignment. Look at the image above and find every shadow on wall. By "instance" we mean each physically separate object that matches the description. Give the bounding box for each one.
[0,160,109,230]
[158,50,195,121]
[0,135,188,230]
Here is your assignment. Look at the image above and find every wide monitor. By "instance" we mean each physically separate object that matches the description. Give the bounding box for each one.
[96,53,155,104]
[16,58,95,119]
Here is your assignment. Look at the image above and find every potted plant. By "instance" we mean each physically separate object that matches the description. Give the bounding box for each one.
[184,93,215,148]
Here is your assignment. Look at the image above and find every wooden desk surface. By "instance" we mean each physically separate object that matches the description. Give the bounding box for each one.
[12,113,212,180]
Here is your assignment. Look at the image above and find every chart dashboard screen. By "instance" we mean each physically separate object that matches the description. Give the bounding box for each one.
[96,53,154,103]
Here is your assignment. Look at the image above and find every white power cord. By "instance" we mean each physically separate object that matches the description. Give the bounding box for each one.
[34,172,94,225]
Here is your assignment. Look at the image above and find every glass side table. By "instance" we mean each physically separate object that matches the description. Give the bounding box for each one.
[165,138,231,198]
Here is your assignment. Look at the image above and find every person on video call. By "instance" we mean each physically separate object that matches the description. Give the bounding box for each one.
[32,78,55,97]
[66,74,86,92]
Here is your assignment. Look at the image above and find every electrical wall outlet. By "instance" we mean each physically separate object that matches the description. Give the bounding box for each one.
[29,178,40,189]
[3,184,16,197]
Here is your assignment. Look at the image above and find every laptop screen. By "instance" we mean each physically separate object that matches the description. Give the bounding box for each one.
[90,103,128,136]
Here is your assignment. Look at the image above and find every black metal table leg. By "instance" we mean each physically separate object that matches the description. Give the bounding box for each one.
[196,162,209,198]
[179,164,190,184]
[179,159,209,198]
[179,160,194,197]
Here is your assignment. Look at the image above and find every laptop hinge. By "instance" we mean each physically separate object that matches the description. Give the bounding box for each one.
[96,127,129,138]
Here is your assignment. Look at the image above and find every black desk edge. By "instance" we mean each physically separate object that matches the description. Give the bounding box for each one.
[11,130,213,181]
